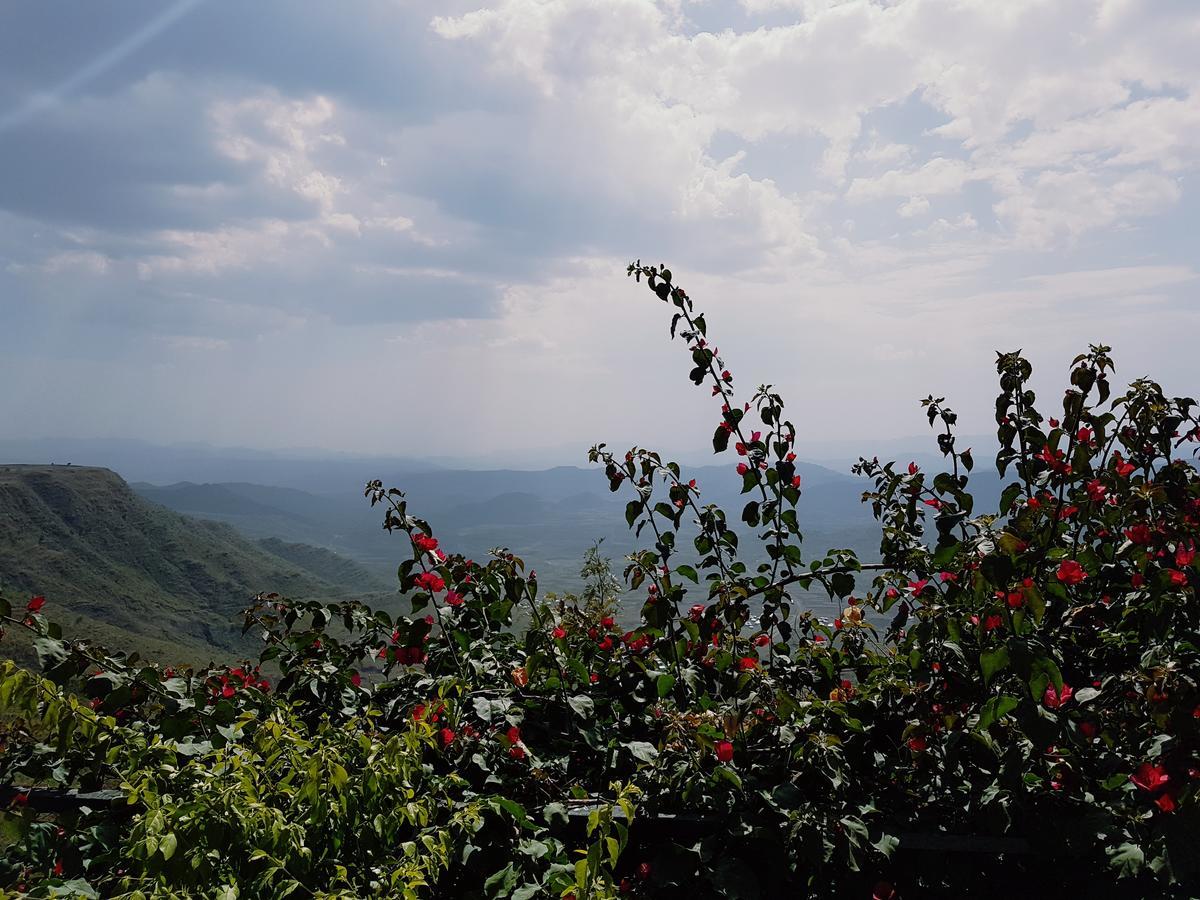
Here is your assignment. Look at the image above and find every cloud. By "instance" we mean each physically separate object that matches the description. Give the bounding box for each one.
[0,0,1198,458]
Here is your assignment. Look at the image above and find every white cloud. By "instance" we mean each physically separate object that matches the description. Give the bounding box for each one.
[2,0,1200,457]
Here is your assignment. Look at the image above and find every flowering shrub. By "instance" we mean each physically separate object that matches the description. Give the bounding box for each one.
[2,262,1198,898]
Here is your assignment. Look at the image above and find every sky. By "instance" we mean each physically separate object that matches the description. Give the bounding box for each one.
[1,0,1198,469]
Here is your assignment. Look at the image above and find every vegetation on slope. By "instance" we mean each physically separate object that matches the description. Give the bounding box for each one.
[0,465,384,662]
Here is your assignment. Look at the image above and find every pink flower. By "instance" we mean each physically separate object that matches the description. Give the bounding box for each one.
[1043,683,1073,709]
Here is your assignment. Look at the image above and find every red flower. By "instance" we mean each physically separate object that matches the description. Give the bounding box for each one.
[1176,544,1196,568]
[923,498,942,510]
[939,571,958,583]
[414,572,446,593]
[413,534,439,552]
[721,370,732,382]
[907,735,927,752]
[907,462,919,475]
[1056,560,1086,585]
[53,860,63,877]
[553,626,566,639]
[221,683,235,699]
[736,463,749,476]
[872,881,898,900]
[1079,721,1098,740]
[735,443,748,457]
[350,672,362,688]
[1043,683,1073,709]
[509,745,526,760]
[1130,761,1170,793]
[1114,454,1135,478]
[689,604,705,621]
[1131,573,1145,588]
[1086,479,1107,502]
[445,591,464,607]
[638,862,652,880]
[1006,591,1024,609]
[1168,569,1188,587]
[738,656,757,671]
[440,727,456,747]
[754,633,770,646]
[1124,524,1152,545]
[791,475,802,488]
[908,579,930,594]
[26,595,46,613]
[1077,427,1092,443]
[601,616,615,629]
[1057,505,1078,520]
[506,725,521,744]
[715,740,734,763]
[1155,791,1177,813]
[983,614,1003,632]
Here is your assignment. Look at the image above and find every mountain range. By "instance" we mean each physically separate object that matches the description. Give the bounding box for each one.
[0,465,389,665]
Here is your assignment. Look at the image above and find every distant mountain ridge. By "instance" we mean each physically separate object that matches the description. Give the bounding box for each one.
[0,465,387,663]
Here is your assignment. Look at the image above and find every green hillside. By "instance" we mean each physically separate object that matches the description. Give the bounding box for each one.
[0,465,387,665]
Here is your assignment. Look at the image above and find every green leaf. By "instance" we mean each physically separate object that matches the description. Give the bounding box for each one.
[159,832,178,861]
[484,862,518,896]
[675,565,698,584]
[568,695,595,719]
[1073,686,1101,704]
[656,673,676,697]
[625,741,659,763]
[1109,842,1145,877]
[977,695,1019,731]
[980,647,1010,685]
[872,833,900,858]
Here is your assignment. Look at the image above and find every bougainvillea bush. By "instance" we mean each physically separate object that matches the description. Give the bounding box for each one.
[2,263,1199,899]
